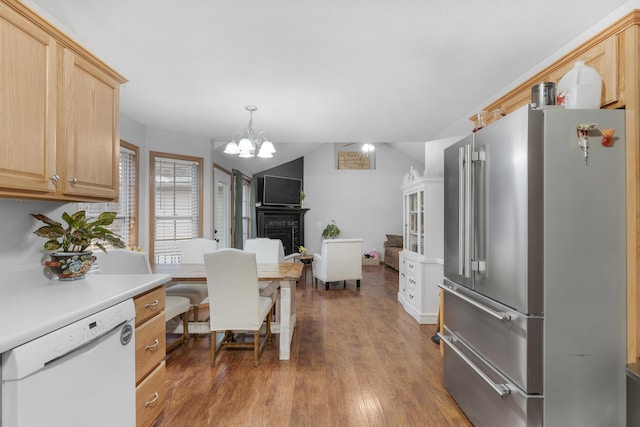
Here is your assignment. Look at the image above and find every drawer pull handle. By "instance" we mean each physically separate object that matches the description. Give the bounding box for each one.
[145,392,159,407]
[439,333,512,397]
[145,299,159,309]
[438,283,511,322]
[145,339,160,350]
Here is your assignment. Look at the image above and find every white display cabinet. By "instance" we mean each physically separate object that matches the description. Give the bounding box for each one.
[398,168,443,324]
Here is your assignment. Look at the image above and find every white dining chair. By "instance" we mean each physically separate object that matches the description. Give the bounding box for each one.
[244,238,298,303]
[205,249,275,366]
[165,238,218,322]
[244,237,298,264]
[95,249,190,351]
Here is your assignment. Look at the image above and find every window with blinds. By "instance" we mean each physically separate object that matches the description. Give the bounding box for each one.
[151,152,203,264]
[78,142,139,248]
[241,178,251,244]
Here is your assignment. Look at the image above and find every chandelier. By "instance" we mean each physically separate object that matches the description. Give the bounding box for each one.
[224,106,275,158]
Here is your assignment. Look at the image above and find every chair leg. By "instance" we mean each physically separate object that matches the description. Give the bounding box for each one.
[182,313,190,343]
[210,331,220,366]
[357,279,360,288]
[343,280,346,288]
[326,281,329,290]
[266,309,273,343]
[193,305,200,322]
[254,330,260,367]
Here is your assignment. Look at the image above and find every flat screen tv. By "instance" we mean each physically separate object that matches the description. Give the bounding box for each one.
[263,175,302,207]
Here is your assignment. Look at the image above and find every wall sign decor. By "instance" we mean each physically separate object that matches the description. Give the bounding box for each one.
[337,151,372,170]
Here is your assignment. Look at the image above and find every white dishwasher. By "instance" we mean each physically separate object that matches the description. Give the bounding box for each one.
[1,299,136,427]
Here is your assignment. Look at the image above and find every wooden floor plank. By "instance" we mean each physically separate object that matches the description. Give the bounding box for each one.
[155,265,471,426]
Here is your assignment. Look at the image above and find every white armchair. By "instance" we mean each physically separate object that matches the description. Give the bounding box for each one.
[312,239,363,290]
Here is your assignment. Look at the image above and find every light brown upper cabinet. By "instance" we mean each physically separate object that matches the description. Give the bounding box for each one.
[476,32,621,127]
[0,0,126,201]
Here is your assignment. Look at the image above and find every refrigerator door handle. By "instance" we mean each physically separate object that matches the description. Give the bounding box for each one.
[438,332,512,397]
[458,145,472,277]
[438,283,512,322]
[458,146,465,275]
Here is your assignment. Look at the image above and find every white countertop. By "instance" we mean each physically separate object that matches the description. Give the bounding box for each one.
[0,273,170,353]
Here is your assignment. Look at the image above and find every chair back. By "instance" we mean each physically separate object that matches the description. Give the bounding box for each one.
[319,238,363,281]
[180,238,218,263]
[204,249,262,330]
[95,249,152,274]
[244,238,284,263]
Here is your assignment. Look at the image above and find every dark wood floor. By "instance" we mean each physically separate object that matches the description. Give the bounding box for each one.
[156,265,472,427]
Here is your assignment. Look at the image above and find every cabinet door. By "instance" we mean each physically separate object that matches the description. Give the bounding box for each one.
[60,49,120,199]
[0,3,57,195]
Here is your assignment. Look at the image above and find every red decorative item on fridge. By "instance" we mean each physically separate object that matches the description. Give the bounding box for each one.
[602,128,615,147]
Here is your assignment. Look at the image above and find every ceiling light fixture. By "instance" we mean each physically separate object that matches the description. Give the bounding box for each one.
[362,143,375,153]
[224,105,275,158]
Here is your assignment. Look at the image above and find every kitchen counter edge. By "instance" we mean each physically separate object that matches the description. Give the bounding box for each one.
[0,274,171,354]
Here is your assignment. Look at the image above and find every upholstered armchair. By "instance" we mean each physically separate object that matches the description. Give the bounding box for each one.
[312,238,363,290]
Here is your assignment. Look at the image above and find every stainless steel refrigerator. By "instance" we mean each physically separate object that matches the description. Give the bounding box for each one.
[441,105,626,426]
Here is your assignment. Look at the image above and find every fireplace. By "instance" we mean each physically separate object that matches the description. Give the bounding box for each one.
[256,207,308,255]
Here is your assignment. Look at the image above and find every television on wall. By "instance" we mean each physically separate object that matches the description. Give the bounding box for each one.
[262,175,302,207]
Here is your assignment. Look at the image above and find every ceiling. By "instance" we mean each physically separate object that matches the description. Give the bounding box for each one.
[28,0,629,171]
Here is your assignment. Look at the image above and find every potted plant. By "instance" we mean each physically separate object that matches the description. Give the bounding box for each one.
[321,219,340,239]
[31,210,126,280]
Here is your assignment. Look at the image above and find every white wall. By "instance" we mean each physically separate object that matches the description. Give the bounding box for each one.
[120,115,215,251]
[303,143,424,257]
[0,199,69,279]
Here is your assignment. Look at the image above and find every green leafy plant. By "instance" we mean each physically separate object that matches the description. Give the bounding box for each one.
[31,210,126,253]
[321,219,341,239]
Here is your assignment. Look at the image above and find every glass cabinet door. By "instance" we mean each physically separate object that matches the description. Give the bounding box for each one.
[404,189,424,256]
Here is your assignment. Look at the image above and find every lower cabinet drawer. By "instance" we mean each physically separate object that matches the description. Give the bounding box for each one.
[134,286,166,327]
[135,314,166,383]
[136,361,166,427]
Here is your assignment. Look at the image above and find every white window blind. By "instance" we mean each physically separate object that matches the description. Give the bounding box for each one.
[241,179,250,245]
[215,181,228,248]
[153,155,201,264]
[78,144,138,248]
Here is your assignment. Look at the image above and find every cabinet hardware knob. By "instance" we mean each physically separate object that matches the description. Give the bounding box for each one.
[70,178,77,184]
[50,175,60,183]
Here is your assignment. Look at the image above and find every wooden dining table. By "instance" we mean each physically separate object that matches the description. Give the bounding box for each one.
[151,262,303,360]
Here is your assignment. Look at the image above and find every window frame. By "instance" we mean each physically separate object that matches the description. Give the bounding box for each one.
[149,151,203,264]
